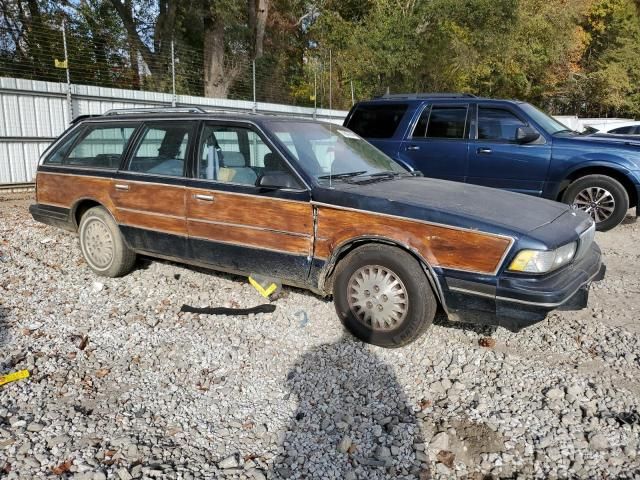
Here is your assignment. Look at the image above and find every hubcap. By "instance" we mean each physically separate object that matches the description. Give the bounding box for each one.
[572,187,615,224]
[83,219,114,269]
[347,265,408,330]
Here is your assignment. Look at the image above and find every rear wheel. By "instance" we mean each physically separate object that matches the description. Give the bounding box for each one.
[562,174,629,232]
[332,244,437,348]
[78,206,136,277]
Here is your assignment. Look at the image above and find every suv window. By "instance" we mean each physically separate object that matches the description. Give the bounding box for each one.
[127,124,193,177]
[346,104,408,139]
[413,106,468,139]
[47,125,136,168]
[198,125,290,185]
[609,126,633,134]
[478,107,527,142]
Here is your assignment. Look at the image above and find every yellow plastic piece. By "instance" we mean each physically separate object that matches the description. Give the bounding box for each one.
[0,369,30,387]
[249,276,278,298]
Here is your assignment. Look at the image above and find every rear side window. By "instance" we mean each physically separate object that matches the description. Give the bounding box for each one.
[127,124,194,177]
[609,126,633,134]
[478,107,526,142]
[45,124,136,169]
[346,104,408,139]
[423,106,468,139]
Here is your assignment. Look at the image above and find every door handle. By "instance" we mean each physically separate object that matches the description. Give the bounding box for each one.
[193,194,214,202]
[477,148,492,154]
[406,145,420,151]
[114,184,129,191]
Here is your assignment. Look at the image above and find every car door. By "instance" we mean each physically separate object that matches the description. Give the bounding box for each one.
[466,105,551,196]
[186,121,314,284]
[398,103,470,182]
[111,121,197,258]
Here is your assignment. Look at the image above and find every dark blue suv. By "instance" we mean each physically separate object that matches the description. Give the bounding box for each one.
[344,93,640,231]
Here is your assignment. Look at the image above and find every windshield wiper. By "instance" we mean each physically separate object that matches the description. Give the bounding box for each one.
[318,170,367,180]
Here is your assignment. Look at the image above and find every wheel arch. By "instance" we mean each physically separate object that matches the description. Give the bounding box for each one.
[317,236,448,314]
[71,197,111,231]
[558,165,638,209]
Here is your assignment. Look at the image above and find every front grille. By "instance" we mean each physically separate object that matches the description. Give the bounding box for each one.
[575,222,596,260]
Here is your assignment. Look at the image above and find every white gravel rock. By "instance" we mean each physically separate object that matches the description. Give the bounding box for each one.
[0,196,639,479]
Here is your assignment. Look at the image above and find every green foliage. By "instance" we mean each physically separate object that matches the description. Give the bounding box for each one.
[1,0,639,115]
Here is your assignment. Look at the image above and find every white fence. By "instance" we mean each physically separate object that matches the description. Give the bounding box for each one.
[0,77,349,184]
[1,76,635,185]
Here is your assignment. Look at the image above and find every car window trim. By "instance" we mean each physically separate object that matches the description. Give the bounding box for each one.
[122,120,199,178]
[409,103,470,141]
[193,119,310,191]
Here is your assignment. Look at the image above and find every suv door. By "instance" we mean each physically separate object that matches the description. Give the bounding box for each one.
[399,103,470,182]
[467,105,551,195]
[186,122,314,284]
[112,121,197,257]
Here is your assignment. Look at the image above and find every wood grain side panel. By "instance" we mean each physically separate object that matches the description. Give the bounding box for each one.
[117,209,185,236]
[111,182,185,218]
[187,188,312,235]
[36,172,116,214]
[189,221,311,256]
[315,207,511,274]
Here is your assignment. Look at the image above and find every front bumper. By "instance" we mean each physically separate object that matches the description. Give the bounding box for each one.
[441,242,605,332]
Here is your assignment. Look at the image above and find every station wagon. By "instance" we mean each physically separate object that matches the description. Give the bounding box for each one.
[30,108,605,347]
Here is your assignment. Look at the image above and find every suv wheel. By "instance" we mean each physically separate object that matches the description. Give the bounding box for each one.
[79,206,136,277]
[332,244,437,348]
[562,174,629,232]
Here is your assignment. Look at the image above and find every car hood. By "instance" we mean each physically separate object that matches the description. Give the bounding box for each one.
[566,133,640,148]
[312,176,572,235]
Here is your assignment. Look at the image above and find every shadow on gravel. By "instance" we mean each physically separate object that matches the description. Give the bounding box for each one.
[271,336,430,479]
[433,311,497,336]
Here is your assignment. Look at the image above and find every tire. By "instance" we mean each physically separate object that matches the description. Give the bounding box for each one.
[562,174,629,232]
[78,206,136,277]
[332,244,437,348]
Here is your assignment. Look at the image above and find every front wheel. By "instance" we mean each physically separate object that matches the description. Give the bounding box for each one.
[562,174,629,232]
[332,244,437,348]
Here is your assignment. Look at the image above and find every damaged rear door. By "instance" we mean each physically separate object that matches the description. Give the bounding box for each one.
[186,121,314,285]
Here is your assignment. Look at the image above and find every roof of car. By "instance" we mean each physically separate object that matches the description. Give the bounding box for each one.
[72,108,335,126]
[360,93,522,104]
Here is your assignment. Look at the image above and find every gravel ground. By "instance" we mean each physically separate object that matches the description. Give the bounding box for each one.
[1,194,639,480]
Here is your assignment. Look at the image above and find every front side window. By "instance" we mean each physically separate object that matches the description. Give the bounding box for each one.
[47,124,136,168]
[197,125,290,185]
[478,107,527,142]
[127,124,193,177]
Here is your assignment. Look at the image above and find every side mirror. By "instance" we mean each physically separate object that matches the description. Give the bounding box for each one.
[515,126,541,144]
[256,171,301,190]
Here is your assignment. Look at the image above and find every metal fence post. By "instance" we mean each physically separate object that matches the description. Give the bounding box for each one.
[313,65,317,119]
[329,49,332,111]
[350,80,355,106]
[171,39,176,107]
[61,20,73,121]
[252,60,257,113]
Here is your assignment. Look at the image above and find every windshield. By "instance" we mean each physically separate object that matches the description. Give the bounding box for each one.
[519,103,573,135]
[267,121,408,183]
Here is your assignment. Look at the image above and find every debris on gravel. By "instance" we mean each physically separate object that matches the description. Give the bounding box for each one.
[1,196,640,479]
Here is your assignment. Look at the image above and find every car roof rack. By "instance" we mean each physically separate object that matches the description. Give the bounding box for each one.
[102,106,208,116]
[375,93,477,100]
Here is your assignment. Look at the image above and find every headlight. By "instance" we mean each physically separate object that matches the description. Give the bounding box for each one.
[508,242,577,273]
